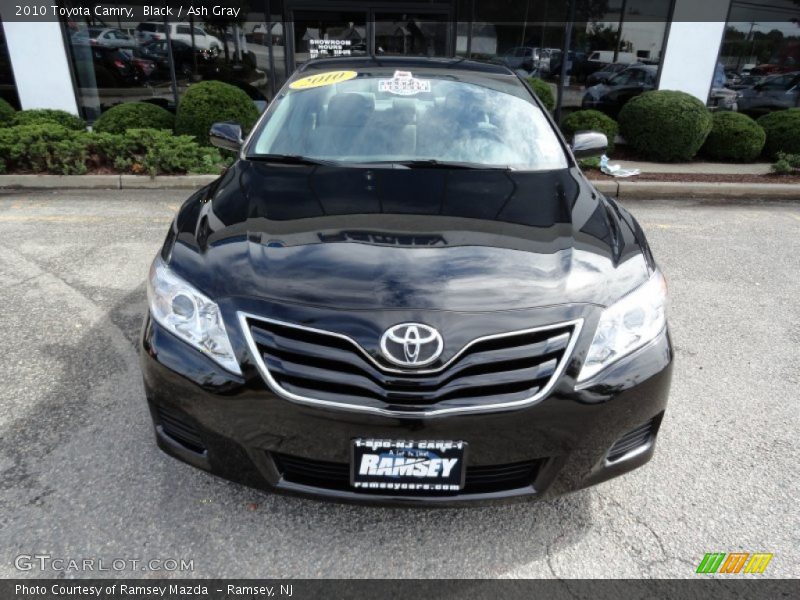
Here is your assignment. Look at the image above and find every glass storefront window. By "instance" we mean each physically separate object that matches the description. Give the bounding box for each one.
[374,14,449,57]
[0,16,20,109]
[456,0,672,121]
[717,0,800,116]
[62,1,286,121]
[292,11,368,64]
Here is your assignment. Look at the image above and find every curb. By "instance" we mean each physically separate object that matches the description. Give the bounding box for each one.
[591,180,800,200]
[0,174,219,190]
[1,174,798,199]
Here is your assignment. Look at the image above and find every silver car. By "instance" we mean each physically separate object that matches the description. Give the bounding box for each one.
[736,72,800,114]
[86,27,136,50]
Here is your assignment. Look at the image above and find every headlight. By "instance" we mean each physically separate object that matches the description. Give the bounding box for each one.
[147,257,242,375]
[578,270,667,382]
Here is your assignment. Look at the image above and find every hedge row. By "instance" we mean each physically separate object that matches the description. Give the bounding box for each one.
[0,124,225,176]
[565,93,800,164]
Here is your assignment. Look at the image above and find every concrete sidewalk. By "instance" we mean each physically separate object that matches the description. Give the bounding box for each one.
[607,160,773,175]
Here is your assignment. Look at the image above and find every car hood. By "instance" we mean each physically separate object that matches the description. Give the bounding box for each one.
[167,161,650,312]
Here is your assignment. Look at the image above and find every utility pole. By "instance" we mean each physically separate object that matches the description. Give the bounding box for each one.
[614,0,629,63]
[555,0,576,124]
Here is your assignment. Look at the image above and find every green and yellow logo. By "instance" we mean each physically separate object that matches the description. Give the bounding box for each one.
[696,552,773,574]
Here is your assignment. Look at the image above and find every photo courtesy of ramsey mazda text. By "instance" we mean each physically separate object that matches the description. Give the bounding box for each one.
[141,56,672,506]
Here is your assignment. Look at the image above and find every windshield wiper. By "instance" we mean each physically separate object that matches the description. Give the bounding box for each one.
[246,154,336,166]
[385,159,510,170]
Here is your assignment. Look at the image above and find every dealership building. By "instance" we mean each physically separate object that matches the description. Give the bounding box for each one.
[0,0,797,121]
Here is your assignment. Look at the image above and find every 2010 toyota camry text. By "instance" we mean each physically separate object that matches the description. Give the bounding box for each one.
[140,57,673,505]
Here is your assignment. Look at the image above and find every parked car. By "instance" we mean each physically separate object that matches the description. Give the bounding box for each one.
[85,27,136,50]
[135,22,223,53]
[587,50,638,65]
[86,46,155,87]
[137,39,218,80]
[140,56,672,506]
[585,62,630,87]
[708,87,738,112]
[726,74,765,91]
[736,71,800,114]
[582,64,657,117]
[550,50,589,81]
[501,46,539,72]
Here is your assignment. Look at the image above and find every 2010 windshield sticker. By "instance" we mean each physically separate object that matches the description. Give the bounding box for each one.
[289,70,358,90]
[378,71,431,96]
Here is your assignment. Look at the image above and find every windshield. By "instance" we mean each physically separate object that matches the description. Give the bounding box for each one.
[248,69,567,171]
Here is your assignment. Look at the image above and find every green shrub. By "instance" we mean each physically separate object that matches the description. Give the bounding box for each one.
[175,81,259,145]
[561,109,618,152]
[0,123,88,174]
[701,112,765,162]
[93,102,175,134]
[12,109,86,131]
[771,151,800,175]
[117,129,224,176]
[757,109,800,159]
[0,98,15,125]
[525,77,555,113]
[618,90,712,161]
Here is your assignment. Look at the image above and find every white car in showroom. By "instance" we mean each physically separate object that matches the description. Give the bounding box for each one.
[135,22,223,53]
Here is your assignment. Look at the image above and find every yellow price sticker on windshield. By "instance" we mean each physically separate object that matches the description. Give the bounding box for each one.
[289,70,358,90]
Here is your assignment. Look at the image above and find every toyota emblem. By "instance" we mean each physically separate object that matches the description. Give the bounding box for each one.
[380,323,444,367]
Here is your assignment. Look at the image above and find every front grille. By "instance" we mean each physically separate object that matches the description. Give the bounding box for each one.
[157,406,206,454]
[607,417,658,462]
[246,317,576,410]
[272,452,542,495]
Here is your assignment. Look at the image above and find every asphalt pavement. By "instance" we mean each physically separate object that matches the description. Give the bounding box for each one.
[0,190,798,579]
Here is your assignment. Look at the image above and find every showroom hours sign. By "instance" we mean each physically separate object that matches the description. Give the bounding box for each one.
[309,39,353,59]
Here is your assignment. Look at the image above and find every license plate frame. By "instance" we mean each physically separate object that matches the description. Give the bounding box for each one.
[350,438,467,493]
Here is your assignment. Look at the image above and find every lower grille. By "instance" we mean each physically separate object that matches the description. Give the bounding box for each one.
[607,417,659,462]
[157,406,206,454]
[272,452,542,495]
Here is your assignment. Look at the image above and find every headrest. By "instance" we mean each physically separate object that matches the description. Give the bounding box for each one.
[326,93,375,127]
[392,98,417,124]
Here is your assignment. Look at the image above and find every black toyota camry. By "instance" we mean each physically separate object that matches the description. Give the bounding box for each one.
[141,57,672,505]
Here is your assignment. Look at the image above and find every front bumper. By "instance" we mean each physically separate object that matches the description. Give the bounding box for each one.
[140,311,673,506]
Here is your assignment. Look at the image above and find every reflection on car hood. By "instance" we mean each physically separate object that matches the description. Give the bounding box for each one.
[167,161,650,311]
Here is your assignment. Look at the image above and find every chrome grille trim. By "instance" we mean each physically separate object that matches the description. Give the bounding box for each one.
[238,312,583,418]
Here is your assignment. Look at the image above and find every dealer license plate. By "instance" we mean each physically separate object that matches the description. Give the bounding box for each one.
[351,438,467,493]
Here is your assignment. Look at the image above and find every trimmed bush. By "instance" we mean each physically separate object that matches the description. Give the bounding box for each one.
[618,90,712,162]
[757,109,800,159]
[0,98,15,125]
[12,109,86,131]
[561,109,618,152]
[175,81,259,145]
[93,102,175,134]
[526,77,555,113]
[701,112,765,162]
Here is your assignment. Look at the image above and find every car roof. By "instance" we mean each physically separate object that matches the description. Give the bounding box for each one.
[626,64,657,72]
[297,56,514,76]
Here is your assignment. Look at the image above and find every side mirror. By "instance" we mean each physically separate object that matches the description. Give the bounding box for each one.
[571,131,608,158]
[209,122,243,152]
